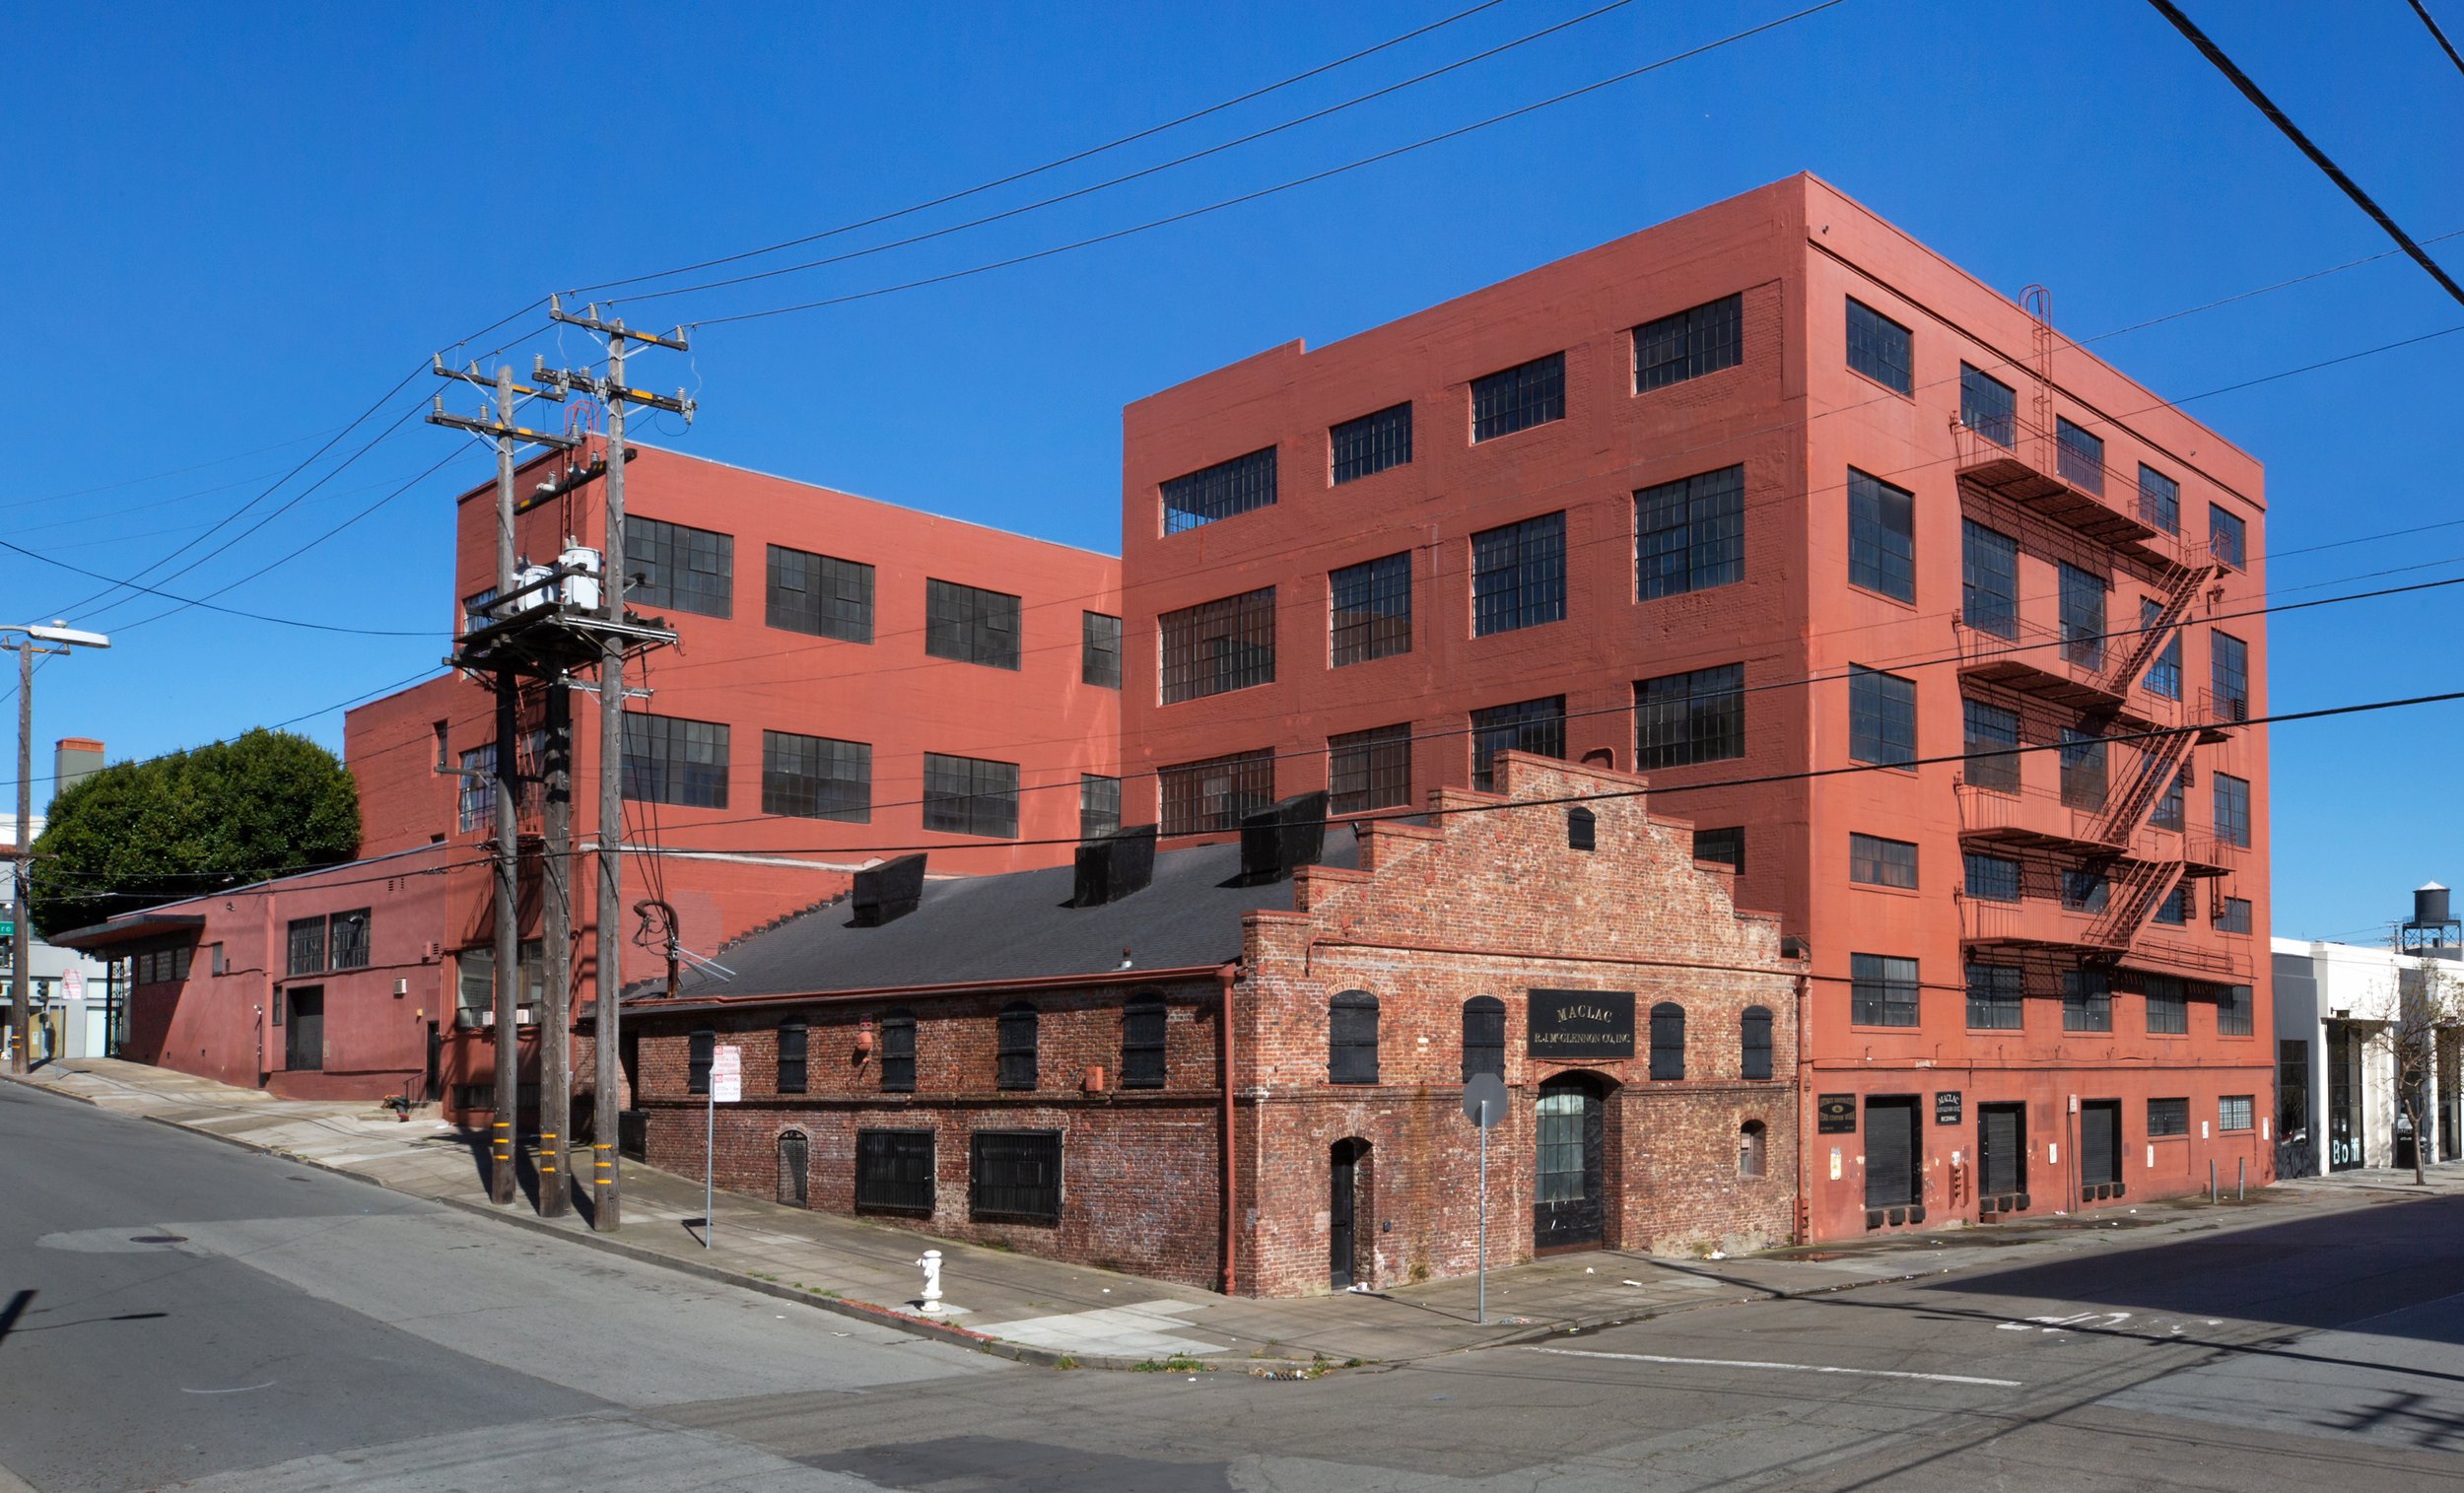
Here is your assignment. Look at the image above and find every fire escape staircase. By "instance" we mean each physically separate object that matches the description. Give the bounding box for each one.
[2088,726,2198,849]
[2101,559,2220,704]
[2088,856,2184,952]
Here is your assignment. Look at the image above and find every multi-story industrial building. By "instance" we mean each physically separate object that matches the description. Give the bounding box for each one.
[1118,174,2271,1242]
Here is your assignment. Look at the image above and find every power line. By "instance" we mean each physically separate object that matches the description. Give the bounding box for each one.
[2146,0,2464,307]
[0,534,444,637]
[2407,0,2464,77]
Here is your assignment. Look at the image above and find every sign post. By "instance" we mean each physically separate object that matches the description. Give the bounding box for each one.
[706,1045,741,1250]
[1463,1071,1508,1325]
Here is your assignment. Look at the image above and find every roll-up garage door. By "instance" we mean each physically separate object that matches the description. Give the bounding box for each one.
[1864,1097,1918,1208]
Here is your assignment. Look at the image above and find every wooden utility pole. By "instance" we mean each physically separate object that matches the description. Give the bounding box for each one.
[538,670,575,1216]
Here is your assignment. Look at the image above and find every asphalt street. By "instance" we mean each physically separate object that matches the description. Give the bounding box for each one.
[8,1079,2464,1491]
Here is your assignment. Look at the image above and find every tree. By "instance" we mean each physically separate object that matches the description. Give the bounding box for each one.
[28,729,360,939]
[2381,943,2464,1187]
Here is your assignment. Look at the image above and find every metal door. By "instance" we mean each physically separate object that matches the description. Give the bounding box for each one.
[1329,1140,1363,1289]
[424,1022,442,1104]
[285,988,323,1072]
[1978,1103,2025,1197]
[777,1131,810,1207]
[1864,1097,1918,1207]
[2080,1100,2121,1187]
[2328,1025,2364,1171]
[1534,1076,1605,1252]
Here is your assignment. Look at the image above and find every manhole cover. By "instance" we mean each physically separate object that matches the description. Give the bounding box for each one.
[129,1234,188,1245]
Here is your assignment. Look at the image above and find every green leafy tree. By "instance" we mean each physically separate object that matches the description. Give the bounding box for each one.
[28,728,360,938]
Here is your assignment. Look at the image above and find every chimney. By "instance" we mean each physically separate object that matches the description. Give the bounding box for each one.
[850,853,927,927]
[1073,825,1157,908]
[52,737,103,803]
[1238,792,1329,886]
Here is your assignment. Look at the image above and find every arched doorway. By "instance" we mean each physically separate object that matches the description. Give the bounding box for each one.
[1330,1138,1372,1289]
[1535,1073,1609,1253]
[777,1129,810,1208]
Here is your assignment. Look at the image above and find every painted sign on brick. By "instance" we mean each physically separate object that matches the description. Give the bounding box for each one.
[1527,989,1634,1059]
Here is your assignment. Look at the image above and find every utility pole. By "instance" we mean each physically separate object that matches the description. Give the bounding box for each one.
[4,625,109,1075]
[537,298,691,1233]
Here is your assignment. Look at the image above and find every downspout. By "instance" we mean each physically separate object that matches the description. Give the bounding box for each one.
[1793,950,1812,1246]
[1217,960,1239,1296]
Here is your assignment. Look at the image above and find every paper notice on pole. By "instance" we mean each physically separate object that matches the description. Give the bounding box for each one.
[711,1045,742,1104]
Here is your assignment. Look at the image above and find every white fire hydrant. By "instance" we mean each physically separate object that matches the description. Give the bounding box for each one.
[915,1250,944,1314]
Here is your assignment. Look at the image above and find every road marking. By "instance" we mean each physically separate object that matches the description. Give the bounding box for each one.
[1520,1346,2019,1388]
[179,1382,276,1394]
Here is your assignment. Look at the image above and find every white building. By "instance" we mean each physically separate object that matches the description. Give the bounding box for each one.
[0,814,116,1061]
[2273,932,2464,1176]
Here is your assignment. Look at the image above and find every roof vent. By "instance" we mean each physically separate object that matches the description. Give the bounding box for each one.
[850,853,927,927]
[1073,825,1157,908]
[1238,792,1329,885]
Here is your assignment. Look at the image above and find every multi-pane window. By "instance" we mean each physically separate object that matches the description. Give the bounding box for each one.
[995,1001,1038,1090]
[2148,1097,2189,1137]
[969,1130,1061,1221]
[1331,402,1412,484]
[1962,698,2020,793]
[1329,553,1411,666]
[1471,697,1564,791]
[2141,598,2182,699]
[2153,884,2189,924]
[329,910,370,971]
[924,578,1021,670]
[2139,466,2180,534]
[1965,963,2024,1030]
[761,731,869,822]
[2212,632,2249,718]
[1693,827,1745,873]
[1471,513,1567,636]
[778,1020,808,1094]
[1330,990,1379,1084]
[1850,954,1919,1027]
[1741,1005,1773,1080]
[1120,994,1167,1089]
[2220,1094,2255,1131]
[1159,587,1276,702]
[1081,612,1122,689]
[765,546,872,643]
[1648,1002,1686,1080]
[1849,833,1917,889]
[630,517,733,619]
[1328,724,1411,816]
[1079,775,1122,839]
[1635,466,1745,599]
[1845,299,1912,393]
[1636,663,1745,769]
[2210,505,2246,569]
[287,917,326,977]
[1849,667,1917,769]
[623,714,729,809]
[1461,996,1507,1082]
[2061,866,2109,913]
[1847,468,1915,603]
[2218,896,2253,935]
[1964,851,2020,902]
[2062,968,2112,1032]
[877,1009,916,1092]
[2215,773,2252,848]
[1961,520,2019,638]
[457,744,495,833]
[2145,977,2189,1035]
[2059,726,2106,811]
[855,1129,933,1212]
[2055,417,2104,495]
[1163,446,1277,533]
[1960,363,2016,446]
[1471,353,1565,441]
[461,588,499,634]
[1633,293,1743,391]
[2218,983,2254,1037]
[1157,749,1272,836]
[2152,768,2186,831]
[923,753,1018,838]
[2058,563,2105,669]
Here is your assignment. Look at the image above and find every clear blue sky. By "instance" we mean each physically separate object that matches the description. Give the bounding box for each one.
[3,0,2456,940]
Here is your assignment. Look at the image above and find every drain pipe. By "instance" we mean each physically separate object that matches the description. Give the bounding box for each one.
[1217,960,1239,1296]
[1789,939,1812,1246]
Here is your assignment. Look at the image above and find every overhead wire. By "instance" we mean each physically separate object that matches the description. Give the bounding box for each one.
[2405,0,2464,78]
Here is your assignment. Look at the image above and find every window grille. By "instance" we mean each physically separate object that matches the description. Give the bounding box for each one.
[1635,466,1744,599]
[1692,826,1745,872]
[1327,723,1410,815]
[1635,664,1745,769]
[1162,447,1276,533]
[878,1009,916,1092]
[630,517,733,618]
[1462,996,1505,1081]
[2217,983,2254,1036]
[286,917,325,977]
[1121,994,1167,1088]
[623,713,729,809]
[1329,553,1411,666]
[1849,833,1917,888]
[1470,697,1563,791]
[2219,1095,2254,1132]
[1078,775,1122,839]
[924,579,1021,670]
[1633,293,1742,391]
[995,1002,1038,1090]
[1851,954,1919,1027]
[1471,353,1565,441]
[1741,1006,1773,1079]
[2147,1097,2189,1137]
[328,910,371,971]
[970,1129,1062,1221]
[1848,468,1915,602]
[1648,1002,1686,1079]
[1159,587,1276,702]
[2062,969,2112,1032]
[761,731,869,822]
[1849,667,1916,768]
[1962,699,2020,792]
[1470,513,1567,636]
[1157,749,1272,836]
[923,753,1018,838]
[855,1129,933,1212]
[1960,363,2015,446]
[1965,963,2023,1030]
[1845,299,1911,392]
[1081,612,1122,689]
[1964,852,2020,902]
[1331,402,1412,484]
[1330,989,1379,1084]
[764,545,872,643]
[2055,417,2105,495]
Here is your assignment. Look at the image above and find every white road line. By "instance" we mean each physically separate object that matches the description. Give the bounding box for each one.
[1520,1346,2021,1388]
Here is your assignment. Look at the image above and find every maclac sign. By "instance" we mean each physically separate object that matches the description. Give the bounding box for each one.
[1527,989,1635,1060]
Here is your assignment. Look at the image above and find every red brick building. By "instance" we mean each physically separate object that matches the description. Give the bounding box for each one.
[1116,174,2271,1240]
[623,755,1796,1296]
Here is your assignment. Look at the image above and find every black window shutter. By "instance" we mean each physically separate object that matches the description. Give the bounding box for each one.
[1330,990,1379,1084]
[878,1010,917,1092]
[777,1020,808,1094]
[1649,1002,1685,1080]
[1462,995,1505,1081]
[997,1002,1039,1091]
[1120,995,1167,1089]
[1741,1005,1772,1080]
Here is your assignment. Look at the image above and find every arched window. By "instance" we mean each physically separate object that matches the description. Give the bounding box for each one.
[1739,1120,1767,1178]
[1567,807,1596,851]
[996,1001,1039,1090]
[778,1128,810,1205]
[878,1008,916,1093]
[1740,1005,1773,1081]
[688,1027,715,1095]
[1462,995,1506,1081]
[1648,1001,1685,1080]
[1121,992,1167,1089]
[778,1018,809,1094]
[1330,989,1379,1085]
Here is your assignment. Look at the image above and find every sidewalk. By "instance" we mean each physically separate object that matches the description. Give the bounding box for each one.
[8,1056,2436,1371]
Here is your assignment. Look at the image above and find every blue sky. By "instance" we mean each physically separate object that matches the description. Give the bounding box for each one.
[2,0,2456,940]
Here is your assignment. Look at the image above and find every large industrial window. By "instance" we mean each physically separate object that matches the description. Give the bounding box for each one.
[2218,897,2253,935]
[1848,468,1915,602]
[1693,826,1745,872]
[1328,723,1411,816]
[2152,768,2186,831]
[1960,520,2019,639]
[329,910,370,971]
[1462,995,1505,1082]
[1635,466,1744,599]
[2220,1094,2255,1132]
[1649,1001,1686,1080]
[1470,512,1567,636]
[2141,598,2182,699]
[2062,969,2112,1032]
[631,516,733,619]
[2215,773,2252,848]
[1120,993,1167,1089]
[286,917,326,977]
[1163,447,1276,533]
[1330,552,1411,666]
[2061,867,2109,913]
[1849,833,1917,889]
[1079,775,1122,839]
[2055,417,2104,495]
[2210,505,2246,569]
[2058,727,2106,811]
[1741,1005,1773,1079]
[2212,632,2249,718]
[765,545,872,643]
[1330,989,1379,1084]
[995,1001,1038,1091]
[1851,954,1919,1027]
[688,1028,714,1095]
[1960,363,2016,446]
[1081,612,1122,689]
[1965,963,2024,1030]
[1636,663,1745,769]
[2145,977,2189,1035]
[877,1009,916,1092]
[1961,698,2020,793]
[1845,299,1912,393]
[1471,353,1565,441]
[855,1129,933,1213]
[2139,465,2180,534]
[2147,1097,2189,1137]
[1470,696,1564,791]
[457,744,495,833]
[1157,748,1272,836]
[1331,402,1412,484]
[1849,667,1916,769]
[1159,587,1276,702]
[2218,983,2254,1036]
[923,753,1018,838]
[924,578,1021,670]
[1964,852,2020,903]
[761,731,869,822]
[1633,293,1743,391]
[2058,563,2106,669]
[777,1019,808,1093]
[2153,884,2190,924]
[623,713,729,809]
[969,1130,1061,1222]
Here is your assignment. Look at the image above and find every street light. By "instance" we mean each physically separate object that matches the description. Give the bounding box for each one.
[6,621,108,1074]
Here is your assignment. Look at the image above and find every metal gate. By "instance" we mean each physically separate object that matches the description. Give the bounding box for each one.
[1978,1103,2026,1203]
[777,1131,809,1208]
[1864,1097,1918,1208]
[1330,1139,1368,1288]
[1534,1075,1605,1252]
